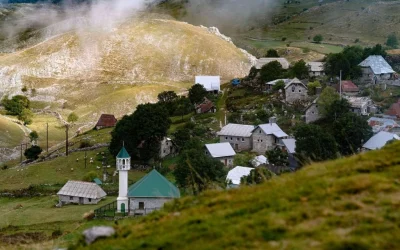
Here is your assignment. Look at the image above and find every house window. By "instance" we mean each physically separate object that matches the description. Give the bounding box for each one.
[237,138,240,141]
[139,202,145,210]
[166,142,169,146]
[292,86,295,92]
[225,137,228,140]
[88,198,92,202]
[299,89,301,93]
[257,139,260,142]
[230,137,233,141]
[261,140,263,142]
[70,196,73,200]
[259,130,261,134]
[241,138,245,142]
[163,150,166,153]
[312,111,314,114]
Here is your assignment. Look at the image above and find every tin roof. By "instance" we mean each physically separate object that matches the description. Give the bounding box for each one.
[117,146,130,158]
[256,123,288,138]
[307,62,325,72]
[284,78,307,90]
[205,142,236,158]
[344,96,372,109]
[195,76,221,92]
[217,123,255,137]
[359,55,395,75]
[255,58,290,70]
[363,131,400,150]
[57,181,107,199]
[282,139,296,154]
[226,166,254,185]
[340,80,359,92]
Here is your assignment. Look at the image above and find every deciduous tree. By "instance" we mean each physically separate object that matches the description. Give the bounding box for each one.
[317,87,340,117]
[24,145,42,160]
[260,61,284,82]
[188,84,208,104]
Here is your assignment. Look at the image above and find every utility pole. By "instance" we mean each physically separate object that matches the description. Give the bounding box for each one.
[65,125,69,156]
[46,123,49,152]
[339,70,342,99]
[84,151,87,169]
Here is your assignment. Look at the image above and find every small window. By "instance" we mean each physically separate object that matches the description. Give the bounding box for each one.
[299,89,301,92]
[241,138,245,142]
[257,139,260,142]
[237,138,240,141]
[88,198,92,202]
[312,111,314,114]
[261,140,263,142]
[230,137,233,141]
[139,202,145,210]
[166,142,169,146]
[70,196,73,200]
[259,130,261,134]
[225,137,228,140]
[292,86,295,92]
[163,150,166,153]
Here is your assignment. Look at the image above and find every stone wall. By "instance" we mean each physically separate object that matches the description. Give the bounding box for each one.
[59,195,101,205]
[285,84,308,104]
[305,103,321,124]
[252,127,276,154]
[129,197,173,215]
[219,136,252,151]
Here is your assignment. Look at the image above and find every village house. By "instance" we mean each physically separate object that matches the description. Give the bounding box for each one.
[217,123,255,151]
[385,99,400,118]
[160,137,178,159]
[306,62,325,77]
[115,147,180,215]
[305,98,321,124]
[285,78,308,104]
[195,76,221,93]
[335,80,359,96]
[362,131,400,151]
[358,55,396,85]
[265,78,291,92]
[57,181,107,206]
[251,155,269,167]
[95,114,117,130]
[255,57,290,70]
[345,96,376,116]
[252,118,288,154]
[195,97,217,114]
[368,117,399,133]
[226,166,254,188]
[205,142,236,167]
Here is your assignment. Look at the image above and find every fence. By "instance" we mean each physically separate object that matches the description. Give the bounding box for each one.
[94,200,128,218]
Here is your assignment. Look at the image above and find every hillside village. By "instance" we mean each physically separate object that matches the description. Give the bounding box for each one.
[2,0,400,249]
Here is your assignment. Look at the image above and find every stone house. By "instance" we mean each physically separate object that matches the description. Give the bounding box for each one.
[95,114,117,130]
[264,78,291,92]
[217,123,255,151]
[128,169,180,215]
[57,181,107,206]
[195,76,221,93]
[285,78,308,104]
[255,58,290,70]
[305,98,321,124]
[358,55,396,85]
[160,137,178,159]
[345,96,376,116]
[195,97,217,114]
[335,80,359,96]
[306,62,325,77]
[205,142,236,167]
[252,118,288,154]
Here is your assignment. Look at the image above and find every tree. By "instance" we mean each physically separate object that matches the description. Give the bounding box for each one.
[158,91,178,103]
[188,84,208,104]
[317,87,340,117]
[18,108,33,125]
[386,33,399,49]
[233,152,253,167]
[173,149,227,193]
[265,49,279,58]
[332,112,373,156]
[363,44,387,58]
[172,128,191,150]
[288,60,309,79]
[241,167,273,185]
[324,98,352,122]
[24,145,42,160]
[272,80,286,92]
[248,66,259,80]
[1,95,30,116]
[260,61,284,82]
[266,148,289,166]
[307,81,322,95]
[294,124,338,162]
[29,131,39,144]
[67,113,78,123]
[313,34,323,44]
[109,103,171,161]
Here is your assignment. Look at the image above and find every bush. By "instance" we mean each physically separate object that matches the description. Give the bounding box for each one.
[282,37,287,41]
[82,171,98,182]
[313,34,323,44]
[52,229,63,238]
[21,86,28,92]
[1,165,8,170]
[24,146,43,160]
[79,140,93,149]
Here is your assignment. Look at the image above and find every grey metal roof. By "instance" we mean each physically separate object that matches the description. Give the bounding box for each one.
[362,131,400,150]
[251,155,269,167]
[255,58,290,70]
[344,96,372,108]
[195,76,221,92]
[227,166,254,185]
[217,123,255,137]
[265,78,291,86]
[284,78,307,90]
[307,62,325,72]
[256,123,288,138]
[205,142,236,158]
[282,139,296,154]
[57,181,107,199]
[359,55,395,75]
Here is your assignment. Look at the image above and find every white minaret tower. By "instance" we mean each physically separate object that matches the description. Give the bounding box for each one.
[116,146,131,213]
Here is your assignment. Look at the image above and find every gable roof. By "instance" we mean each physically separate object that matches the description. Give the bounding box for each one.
[57,181,107,199]
[307,62,325,72]
[217,123,255,137]
[282,139,296,154]
[345,96,372,109]
[362,131,400,150]
[117,146,130,158]
[385,100,400,117]
[196,98,216,113]
[96,114,117,128]
[255,58,290,70]
[195,76,221,92]
[255,123,288,138]
[359,55,395,75]
[205,142,236,158]
[284,78,307,90]
[251,155,269,167]
[128,169,180,198]
[339,80,359,92]
[265,78,291,86]
[226,166,254,185]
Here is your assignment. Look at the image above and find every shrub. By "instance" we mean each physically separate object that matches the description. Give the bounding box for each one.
[1,165,8,170]
[79,140,93,149]
[52,229,63,238]
[82,171,98,182]
[24,146,43,160]
[355,38,360,43]
[313,34,323,44]
[282,37,287,41]
[21,86,28,92]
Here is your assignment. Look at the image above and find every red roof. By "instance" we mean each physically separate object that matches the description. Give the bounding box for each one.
[196,98,215,113]
[96,114,117,128]
[386,100,400,118]
[340,80,359,92]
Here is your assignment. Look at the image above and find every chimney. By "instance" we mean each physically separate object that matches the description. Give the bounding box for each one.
[269,116,277,124]
[316,87,322,95]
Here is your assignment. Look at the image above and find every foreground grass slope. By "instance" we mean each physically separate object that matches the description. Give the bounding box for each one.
[78,142,400,250]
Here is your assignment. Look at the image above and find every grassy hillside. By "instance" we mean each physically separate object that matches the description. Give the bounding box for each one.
[72,142,400,250]
[0,115,24,148]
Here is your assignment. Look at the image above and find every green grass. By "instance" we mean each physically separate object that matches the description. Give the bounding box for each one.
[0,115,24,148]
[74,141,400,250]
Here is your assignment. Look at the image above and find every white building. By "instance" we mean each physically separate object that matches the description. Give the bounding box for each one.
[57,181,106,206]
[205,142,236,167]
[195,76,221,93]
[362,131,400,151]
[116,147,131,213]
[226,166,254,188]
